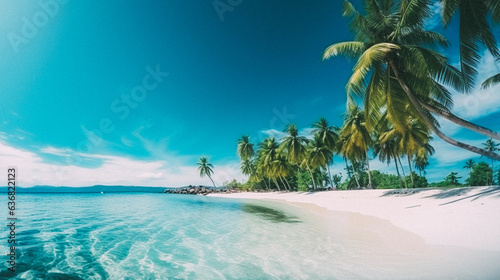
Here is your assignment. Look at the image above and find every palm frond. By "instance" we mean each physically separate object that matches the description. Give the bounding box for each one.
[347,43,400,97]
[481,73,500,89]
[323,41,366,60]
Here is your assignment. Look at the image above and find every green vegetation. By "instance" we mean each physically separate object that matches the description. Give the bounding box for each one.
[466,162,494,187]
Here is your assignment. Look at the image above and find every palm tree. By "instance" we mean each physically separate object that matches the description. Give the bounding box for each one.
[241,159,255,177]
[339,104,373,188]
[258,138,283,191]
[441,0,500,89]
[463,159,475,185]
[380,118,433,187]
[273,155,292,191]
[237,135,255,161]
[279,124,308,164]
[463,159,475,171]
[483,139,499,184]
[197,157,216,188]
[308,134,334,188]
[280,124,316,190]
[373,128,406,187]
[414,153,429,176]
[312,118,339,151]
[312,118,339,188]
[323,0,500,160]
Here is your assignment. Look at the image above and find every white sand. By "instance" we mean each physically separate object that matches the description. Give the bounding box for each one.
[209,186,500,252]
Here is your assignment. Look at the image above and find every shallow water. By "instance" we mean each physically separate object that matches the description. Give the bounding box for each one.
[1,193,499,279]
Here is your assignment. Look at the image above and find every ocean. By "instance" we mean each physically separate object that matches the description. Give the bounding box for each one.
[1,193,499,279]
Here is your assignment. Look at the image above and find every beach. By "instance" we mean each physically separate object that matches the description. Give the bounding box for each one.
[210,186,500,252]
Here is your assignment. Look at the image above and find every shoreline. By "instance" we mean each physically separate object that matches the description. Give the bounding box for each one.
[209,186,500,252]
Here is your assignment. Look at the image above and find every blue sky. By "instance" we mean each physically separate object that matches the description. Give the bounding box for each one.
[0,0,499,187]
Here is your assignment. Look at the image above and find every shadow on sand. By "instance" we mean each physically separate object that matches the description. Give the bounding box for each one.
[382,186,500,206]
[242,204,301,223]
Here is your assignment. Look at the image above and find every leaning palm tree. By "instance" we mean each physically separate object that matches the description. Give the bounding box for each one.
[197,157,216,188]
[323,0,500,160]
[237,135,255,161]
[339,104,373,188]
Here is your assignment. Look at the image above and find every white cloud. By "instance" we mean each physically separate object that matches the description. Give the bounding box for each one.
[450,52,500,120]
[260,129,286,140]
[0,141,243,188]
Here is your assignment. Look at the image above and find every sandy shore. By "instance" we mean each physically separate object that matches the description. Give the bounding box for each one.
[209,186,500,252]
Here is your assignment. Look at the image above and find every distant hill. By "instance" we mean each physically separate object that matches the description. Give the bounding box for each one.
[1,185,166,193]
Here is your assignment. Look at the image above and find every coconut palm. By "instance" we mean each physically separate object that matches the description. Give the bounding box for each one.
[258,138,283,191]
[373,119,406,187]
[441,0,500,88]
[380,117,433,187]
[312,118,339,151]
[463,159,475,185]
[237,135,255,161]
[312,117,339,188]
[338,104,373,188]
[463,159,475,171]
[279,124,308,164]
[241,159,255,177]
[483,139,499,184]
[308,134,334,188]
[197,157,216,188]
[414,153,429,176]
[273,155,292,191]
[323,0,500,160]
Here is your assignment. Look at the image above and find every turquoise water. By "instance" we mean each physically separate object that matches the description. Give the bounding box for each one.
[1,193,500,279]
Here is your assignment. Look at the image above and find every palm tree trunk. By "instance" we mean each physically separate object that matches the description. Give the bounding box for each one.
[327,164,335,189]
[306,165,317,190]
[407,154,414,188]
[353,171,361,189]
[208,175,217,188]
[262,178,269,190]
[344,158,351,180]
[420,102,500,141]
[392,153,404,187]
[365,151,373,188]
[388,58,500,161]
[279,176,288,191]
[283,176,292,191]
[398,156,408,188]
[273,178,281,191]
[492,159,495,186]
